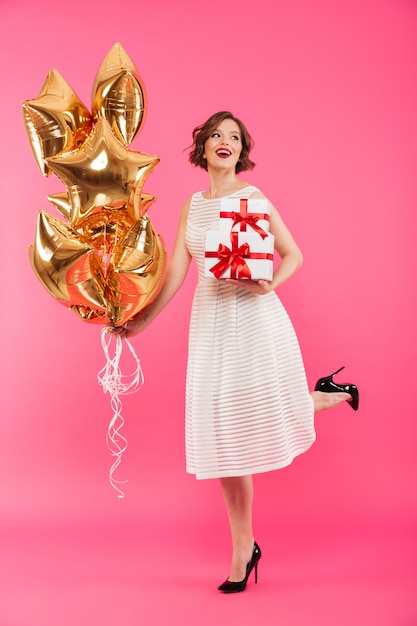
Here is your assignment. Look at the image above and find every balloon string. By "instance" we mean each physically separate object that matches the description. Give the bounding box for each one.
[97,327,144,498]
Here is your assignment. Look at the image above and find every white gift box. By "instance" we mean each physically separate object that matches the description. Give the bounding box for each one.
[205,230,274,280]
[219,197,271,238]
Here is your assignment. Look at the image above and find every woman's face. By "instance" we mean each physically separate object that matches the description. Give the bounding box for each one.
[203,118,243,171]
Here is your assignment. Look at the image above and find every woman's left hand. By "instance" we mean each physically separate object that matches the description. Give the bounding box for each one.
[224,279,274,295]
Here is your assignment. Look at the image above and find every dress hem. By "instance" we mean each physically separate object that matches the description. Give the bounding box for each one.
[186,437,316,480]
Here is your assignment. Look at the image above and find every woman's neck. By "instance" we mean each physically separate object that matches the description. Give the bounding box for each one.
[205,170,248,199]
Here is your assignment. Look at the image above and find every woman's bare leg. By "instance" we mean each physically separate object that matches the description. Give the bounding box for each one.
[220,475,255,582]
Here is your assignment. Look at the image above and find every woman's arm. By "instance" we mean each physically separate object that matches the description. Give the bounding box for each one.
[124,198,192,337]
[267,198,304,289]
[225,191,303,295]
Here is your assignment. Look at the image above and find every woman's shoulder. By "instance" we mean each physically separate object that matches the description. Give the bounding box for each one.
[182,192,203,218]
[189,190,204,203]
[235,184,265,199]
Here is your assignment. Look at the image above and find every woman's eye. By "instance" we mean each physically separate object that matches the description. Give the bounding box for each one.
[212,132,220,138]
[231,135,240,141]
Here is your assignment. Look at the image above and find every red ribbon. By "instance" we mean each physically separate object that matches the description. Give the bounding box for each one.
[219,199,270,239]
[205,232,273,280]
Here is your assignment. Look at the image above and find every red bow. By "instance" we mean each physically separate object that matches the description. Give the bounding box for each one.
[207,236,252,279]
[205,232,274,280]
[220,199,269,239]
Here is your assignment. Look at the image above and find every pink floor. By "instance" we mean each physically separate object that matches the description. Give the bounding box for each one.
[1,519,415,626]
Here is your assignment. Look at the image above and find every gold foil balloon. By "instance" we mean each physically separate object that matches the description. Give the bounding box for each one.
[29,211,107,311]
[24,43,167,327]
[23,68,93,176]
[107,215,167,325]
[47,190,156,225]
[47,191,72,221]
[92,42,146,146]
[46,117,159,222]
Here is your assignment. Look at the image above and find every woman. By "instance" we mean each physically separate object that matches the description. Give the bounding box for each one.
[117,111,358,593]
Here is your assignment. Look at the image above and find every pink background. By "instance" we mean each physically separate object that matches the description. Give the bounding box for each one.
[0,0,416,624]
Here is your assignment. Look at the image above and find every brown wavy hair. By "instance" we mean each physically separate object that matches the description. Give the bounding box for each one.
[188,111,255,174]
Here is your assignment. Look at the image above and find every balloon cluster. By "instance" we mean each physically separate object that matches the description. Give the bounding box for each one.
[23,43,166,327]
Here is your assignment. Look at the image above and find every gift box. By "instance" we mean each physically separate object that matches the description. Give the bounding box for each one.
[219,198,270,238]
[205,230,274,280]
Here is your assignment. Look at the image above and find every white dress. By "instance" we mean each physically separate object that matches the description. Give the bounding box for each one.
[184,186,315,479]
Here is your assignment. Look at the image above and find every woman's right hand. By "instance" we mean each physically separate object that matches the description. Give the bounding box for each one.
[105,311,150,339]
[105,323,128,338]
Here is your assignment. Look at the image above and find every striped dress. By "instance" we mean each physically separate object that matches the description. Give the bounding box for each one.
[184,186,315,479]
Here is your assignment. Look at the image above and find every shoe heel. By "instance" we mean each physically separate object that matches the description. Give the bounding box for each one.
[254,562,259,584]
[328,365,345,378]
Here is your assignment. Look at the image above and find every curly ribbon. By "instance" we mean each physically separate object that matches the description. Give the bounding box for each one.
[97,327,144,498]
[220,199,270,239]
[205,232,274,279]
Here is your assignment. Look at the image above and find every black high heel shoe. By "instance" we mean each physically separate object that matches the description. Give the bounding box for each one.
[314,366,359,411]
[218,542,262,593]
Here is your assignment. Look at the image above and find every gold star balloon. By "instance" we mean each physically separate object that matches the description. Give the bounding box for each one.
[46,117,159,223]
[23,68,93,176]
[24,43,167,327]
[29,211,107,312]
